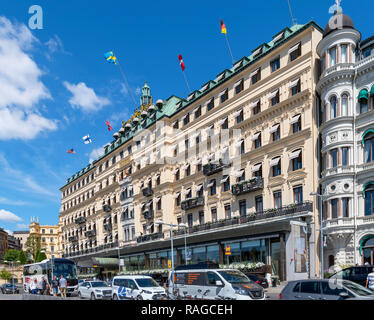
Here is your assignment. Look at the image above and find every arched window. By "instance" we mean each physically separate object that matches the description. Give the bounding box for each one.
[330,96,337,119]
[359,89,369,114]
[341,93,349,116]
[363,130,374,163]
[364,183,374,216]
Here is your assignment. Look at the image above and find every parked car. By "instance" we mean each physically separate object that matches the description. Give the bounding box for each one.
[77,281,113,300]
[111,275,167,300]
[1,283,19,294]
[169,264,266,300]
[280,279,374,300]
[243,273,269,288]
[329,265,374,287]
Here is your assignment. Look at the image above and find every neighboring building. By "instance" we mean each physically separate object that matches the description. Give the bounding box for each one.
[29,217,63,259]
[0,228,8,261]
[316,6,374,270]
[13,231,29,251]
[60,20,324,281]
[7,234,21,251]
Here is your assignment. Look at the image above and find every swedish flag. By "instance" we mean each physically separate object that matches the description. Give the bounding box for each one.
[104,51,118,64]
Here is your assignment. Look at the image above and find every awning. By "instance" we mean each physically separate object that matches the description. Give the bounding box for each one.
[172,120,178,127]
[183,163,190,170]
[252,163,262,172]
[171,145,178,151]
[290,114,301,125]
[358,89,369,101]
[156,197,161,203]
[193,158,202,165]
[220,175,229,184]
[221,146,229,154]
[289,78,300,89]
[206,124,214,131]
[207,180,215,188]
[218,117,228,126]
[140,203,145,209]
[196,185,203,192]
[234,79,243,87]
[288,43,300,54]
[270,157,281,167]
[235,170,245,178]
[251,132,261,141]
[360,235,374,255]
[193,106,200,113]
[141,111,148,117]
[207,153,215,160]
[217,73,225,81]
[146,201,152,208]
[173,192,180,199]
[234,61,243,69]
[155,173,160,179]
[362,129,374,145]
[268,89,279,99]
[187,93,195,101]
[184,188,191,196]
[273,32,284,43]
[250,100,260,109]
[289,149,302,160]
[204,98,213,106]
[269,124,280,134]
[218,89,228,98]
[181,114,189,121]
[233,109,243,118]
[252,48,262,56]
[250,68,260,77]
[363,182,374,196]
[148,105,155,111]
[133,118,139,123]
[201,83,209,91]
[173,168,179,174]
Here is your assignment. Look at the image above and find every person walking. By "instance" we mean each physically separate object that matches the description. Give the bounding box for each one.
[365,267,374,291]
[59,274,67,299]
[51,276,59,296]
[41,277,47,295]
[30,278,38,295]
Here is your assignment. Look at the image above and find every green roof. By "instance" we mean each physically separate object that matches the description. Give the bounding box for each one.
[62,21,323,189]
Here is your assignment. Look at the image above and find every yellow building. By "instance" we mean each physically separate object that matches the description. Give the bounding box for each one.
[29,217,63,259]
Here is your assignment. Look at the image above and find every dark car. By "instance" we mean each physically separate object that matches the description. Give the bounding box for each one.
[329,265,374,287]
[280,279,374,300]
[1,283,19,294]
[243,273,269,288]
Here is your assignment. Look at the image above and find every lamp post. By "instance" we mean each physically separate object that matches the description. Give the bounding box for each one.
[4,260,20,294]
[310,191,325,279]
[155,220,180,297]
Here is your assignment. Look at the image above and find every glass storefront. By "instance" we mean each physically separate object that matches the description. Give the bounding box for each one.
[223,239,267,264]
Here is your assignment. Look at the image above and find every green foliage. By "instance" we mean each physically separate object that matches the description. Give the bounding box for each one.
[18,251,27,264]
[3,249,20,262]
[35,251,47,262]
[0,269,12,281]
[25,235,41,260]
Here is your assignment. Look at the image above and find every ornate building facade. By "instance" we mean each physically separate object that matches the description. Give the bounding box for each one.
[317,7,374,270]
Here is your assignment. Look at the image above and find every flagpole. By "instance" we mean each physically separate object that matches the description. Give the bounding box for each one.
[117,61,138,108]
[224,33,235,64]
[182,72,191,93]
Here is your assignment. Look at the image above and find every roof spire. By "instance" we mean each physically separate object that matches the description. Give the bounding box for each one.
[140,81,152,106]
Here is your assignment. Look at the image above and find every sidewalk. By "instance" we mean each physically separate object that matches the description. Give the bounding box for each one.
[264,281,287,300]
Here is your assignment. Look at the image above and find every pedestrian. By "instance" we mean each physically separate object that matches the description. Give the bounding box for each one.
[51,275,59,296]
[30,278,38,295]
[59,274,67,299]
[45,280,50,295]
[365,267,374,291]
[41,277,47,295]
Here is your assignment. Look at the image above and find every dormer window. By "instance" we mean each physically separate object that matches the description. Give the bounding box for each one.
[272,32,284,43]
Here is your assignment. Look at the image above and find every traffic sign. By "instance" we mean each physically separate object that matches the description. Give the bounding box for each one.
[168,260,172,269]
[225,246,231,255]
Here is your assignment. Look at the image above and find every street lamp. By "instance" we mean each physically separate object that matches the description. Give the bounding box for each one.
[155,220,180,296]
[310,191,325,279]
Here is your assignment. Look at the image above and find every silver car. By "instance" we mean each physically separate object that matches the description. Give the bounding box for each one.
[280,279,374,300]
[78,281,113,300]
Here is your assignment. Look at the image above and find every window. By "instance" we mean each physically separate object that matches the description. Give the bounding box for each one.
[331,199,338,219]
[173,120,179,129]
[291,80,301,96]
[187,214,193,228]
[209,179,216,196]
[330,96,337,119]
[342,197,350,217]
[341,94,348,116]
[239,200,246,217]
[329,46,337,66]
[225,204,231,219]
[342,147,349,166]
[211,207,217,222]
[185,139,189,150]
[223,176,230,192]
[271,124,280,142]
[273,191,282,209]
[365,184,374,216]
[220,90,228,103]
[251,68,261,85]
[195,106,201,119]
[364,132,374,163]
[221,118,228,130]
[197,185,203,198]
[235,79,244,94]
[237,170,245,183]
[207,98,214,111]
[253,163,262,178]
[291,149,302,171]
[240,140,245,154]
[175,169,180,181]
[175,194,181,206]
[289,43,301,61]
[270,57,280,72]
[271,157,281,177]
[341,44,348,63]
[271,91,280,106]
[183,114,190,126]
[236,110,244,124]
[199,211,204,225]
[330,149,338,168]
[292,115,302,133]
[255,196,263,213]
[293,186,303,204]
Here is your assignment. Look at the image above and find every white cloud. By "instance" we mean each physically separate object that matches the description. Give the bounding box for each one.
[16,223,29,229]
[0,16,57,140]
[4,229,13,235]
[89,144,107,163]
[0,209,22,222]
[63,81,110,112]
[44,35,71,60]
[120,83,128,95]
[0,197,29,206]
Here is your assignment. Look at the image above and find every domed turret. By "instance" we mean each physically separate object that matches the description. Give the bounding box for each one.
[323,13,355,38]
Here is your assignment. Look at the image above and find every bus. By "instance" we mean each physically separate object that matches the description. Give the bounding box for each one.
[23,258,78,296]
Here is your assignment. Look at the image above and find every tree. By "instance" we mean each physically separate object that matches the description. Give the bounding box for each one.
[24,235,41,261]
[3,249,20,262]
[35,250,47,262]
[18,251,27,265]
[0,269,12,282]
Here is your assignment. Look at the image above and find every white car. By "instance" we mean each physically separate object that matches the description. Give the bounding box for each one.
[111,275,167,300]
[78,281,113,300]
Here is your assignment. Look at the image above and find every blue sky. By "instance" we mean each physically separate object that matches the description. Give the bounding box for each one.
[0,0,372,233]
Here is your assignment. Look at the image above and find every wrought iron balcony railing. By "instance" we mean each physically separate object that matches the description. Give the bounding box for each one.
[103,223,112,232]
[203,159,231,176]
[232,177,263,196]
[143,210,154,219]
[85,230,96,237]
[181,197,204,210]
[103,204,112,212]
[142,187,153,197]
[136,232,164,243]
[69,236,78,242]
[75,217,86,224]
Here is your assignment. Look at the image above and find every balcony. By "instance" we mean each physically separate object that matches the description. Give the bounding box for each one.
[103,204,112,212]
[85,230,96,237]
[142,187,153,197]
[103,223,112,232]
[69,236,78,242]
[232,177,263,196]
[136,232,164,243]
[173,202,313,236]
[181,197,204,210]
[143,210,154,219]
[75,217,86,224]
[203,159,231,176]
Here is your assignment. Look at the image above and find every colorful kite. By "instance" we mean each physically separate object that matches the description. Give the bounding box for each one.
[66,148,76,154]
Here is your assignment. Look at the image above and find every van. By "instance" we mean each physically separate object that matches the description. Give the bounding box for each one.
[111,275,167,300]
[168,264,266,300]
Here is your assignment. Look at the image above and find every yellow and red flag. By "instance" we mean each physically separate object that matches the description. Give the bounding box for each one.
[220,20,227,34]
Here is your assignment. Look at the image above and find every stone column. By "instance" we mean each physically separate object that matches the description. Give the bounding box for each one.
[327,201,332,220]
[337,45,341,64]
